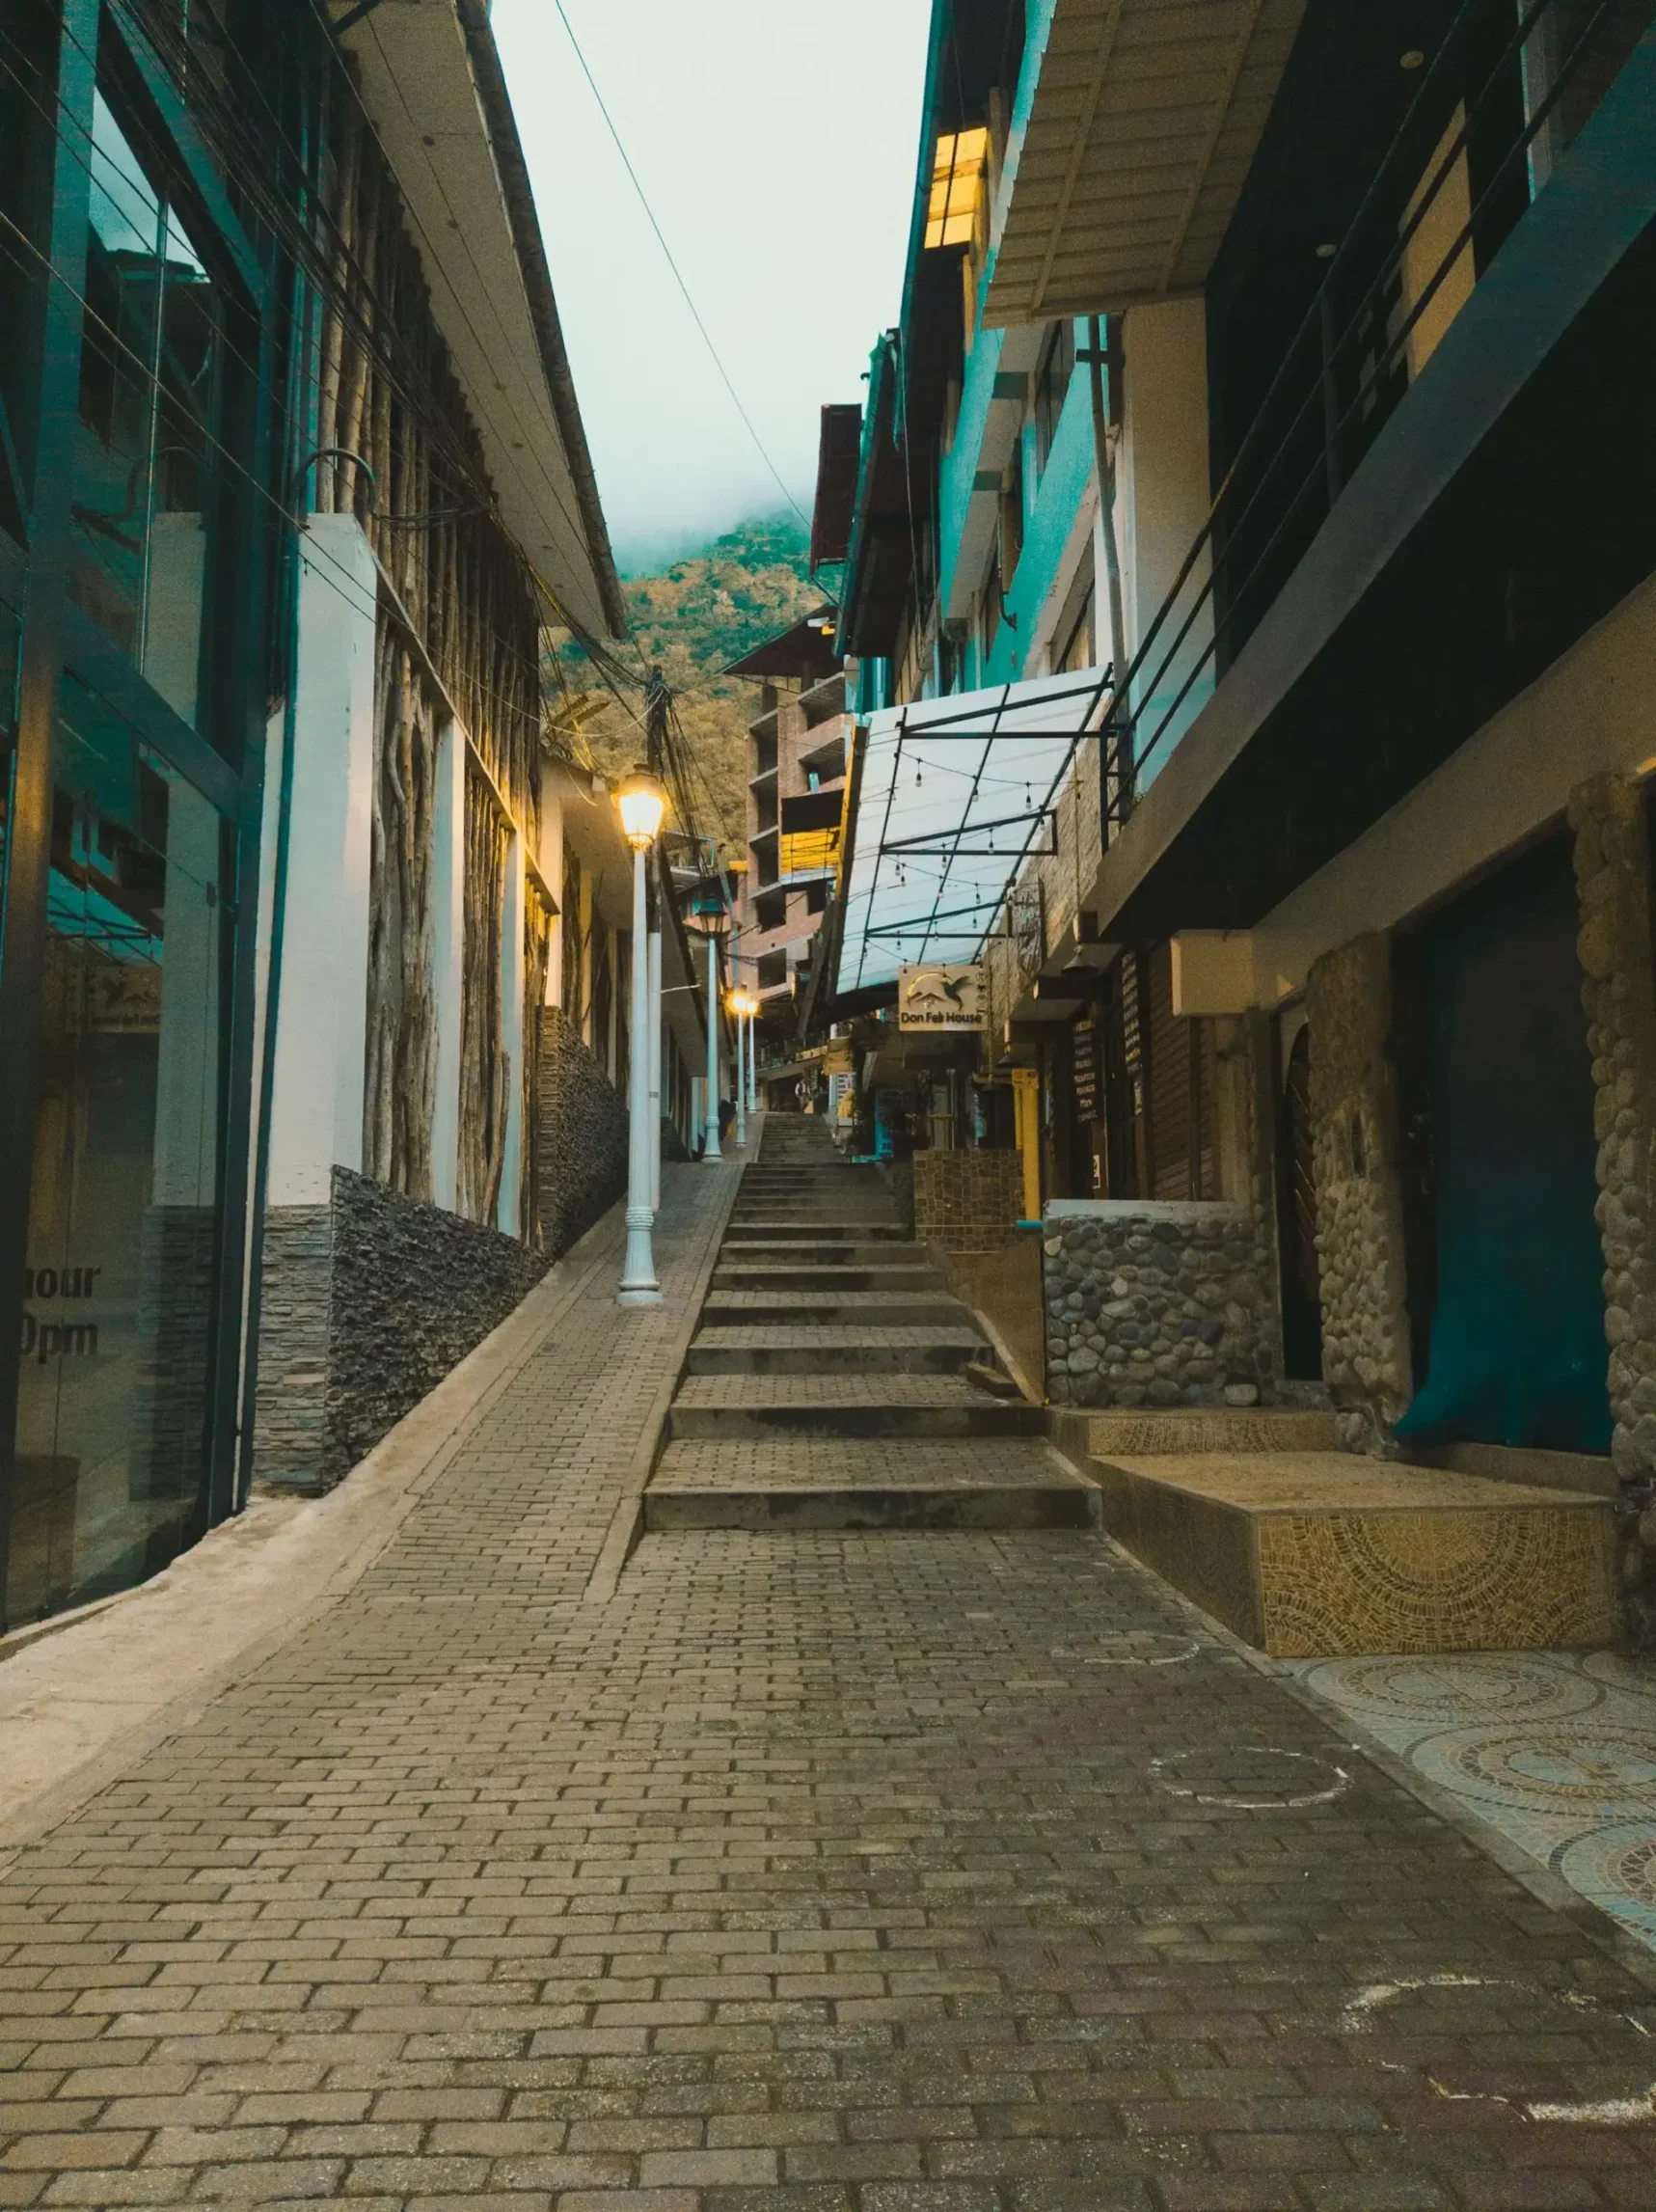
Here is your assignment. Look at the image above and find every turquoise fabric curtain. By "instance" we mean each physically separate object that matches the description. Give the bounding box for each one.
[1396,843,1612,1455]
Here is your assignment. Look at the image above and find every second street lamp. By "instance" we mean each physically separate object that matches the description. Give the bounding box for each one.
[727,988,749,1151]
[615,766,667,1305]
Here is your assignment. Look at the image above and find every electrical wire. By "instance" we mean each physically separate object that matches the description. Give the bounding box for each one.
[0,12,657,749]
[547,0,810,533]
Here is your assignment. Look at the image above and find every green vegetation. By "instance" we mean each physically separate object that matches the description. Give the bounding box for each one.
[551,514,828,856]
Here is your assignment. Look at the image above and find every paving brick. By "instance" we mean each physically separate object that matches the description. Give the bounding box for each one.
[0,1152,1652,2212]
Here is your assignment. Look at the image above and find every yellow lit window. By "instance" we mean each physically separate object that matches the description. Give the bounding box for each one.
[925,126,989,249]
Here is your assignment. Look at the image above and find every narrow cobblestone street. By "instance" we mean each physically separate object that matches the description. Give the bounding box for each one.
[4,1151,1656,2212]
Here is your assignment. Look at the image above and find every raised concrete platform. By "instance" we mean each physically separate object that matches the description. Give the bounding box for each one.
[1053,1406,1342,1458]
[1090,1449,1617,1657]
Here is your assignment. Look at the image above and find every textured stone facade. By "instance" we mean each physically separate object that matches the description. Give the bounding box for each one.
[534,1007,629,1256]
[254,1203,335,1488]
[1042,1200,1276,1407]
[256,1171,546,1491]
[1569,773,1656,1637]
[914,1149,1023,1252]
[130,1205,218,1502]
[1305,933,1413,1448]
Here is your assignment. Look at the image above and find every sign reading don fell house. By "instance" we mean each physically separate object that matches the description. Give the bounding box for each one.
[898,964,984,1031]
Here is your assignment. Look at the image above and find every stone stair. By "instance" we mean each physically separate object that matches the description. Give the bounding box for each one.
[647,1116,1096,1530]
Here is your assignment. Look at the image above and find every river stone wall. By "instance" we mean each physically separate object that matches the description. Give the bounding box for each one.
[1043,1199,1276,1408]
[534,1008,629,1256]
[256,1170,546,1492]
[1570,773,1656,1640]
[1305,932,1413,1450]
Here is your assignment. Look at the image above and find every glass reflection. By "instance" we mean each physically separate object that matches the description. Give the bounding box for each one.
[69,94,222,725]
[9,671,227,1623]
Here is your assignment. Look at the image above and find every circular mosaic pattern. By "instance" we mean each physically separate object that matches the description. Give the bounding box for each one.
[1151,1745,1349,1809]
[1582,1651,1656,1695]
[1556,1823,1656,1936]
[1413,1725,1656,1814]
[1049,1632,1203,1667]
[1302,1653,1602,1725]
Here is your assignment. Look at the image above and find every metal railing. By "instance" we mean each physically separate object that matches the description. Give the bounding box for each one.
[1098,0,1643,829]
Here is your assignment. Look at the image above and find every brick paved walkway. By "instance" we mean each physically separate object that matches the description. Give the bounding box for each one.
[4,1159,1656,2211]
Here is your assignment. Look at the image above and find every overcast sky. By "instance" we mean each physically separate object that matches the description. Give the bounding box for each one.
[493,0,933,572]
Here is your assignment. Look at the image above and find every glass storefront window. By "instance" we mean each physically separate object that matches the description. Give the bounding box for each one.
[0,0,57,547]
[8,668,230,1624]
[1,598,17,939]
[69,92,224,727]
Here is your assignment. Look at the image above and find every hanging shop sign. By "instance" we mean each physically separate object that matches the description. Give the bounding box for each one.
[898,963,984,1032]
[1072,1015,1099,1123]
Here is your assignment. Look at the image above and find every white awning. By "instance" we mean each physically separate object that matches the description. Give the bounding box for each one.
[837,669,1109,997]
[983,0,1307,328]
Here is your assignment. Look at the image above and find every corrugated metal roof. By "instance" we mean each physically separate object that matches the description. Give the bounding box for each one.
[983,0,1307,327]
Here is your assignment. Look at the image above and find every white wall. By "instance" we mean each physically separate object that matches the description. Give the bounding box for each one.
[1252,572,1656,1001]
[1120,299,1213,778]
[430,720,465,1212]
[539,788,565,1011]
[497,831,526,1236]
[265,515,378,1206]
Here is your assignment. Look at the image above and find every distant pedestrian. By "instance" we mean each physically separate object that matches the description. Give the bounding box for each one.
[719,1095,735,1143]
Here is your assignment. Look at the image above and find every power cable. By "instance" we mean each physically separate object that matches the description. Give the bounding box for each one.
[547,0,810,533]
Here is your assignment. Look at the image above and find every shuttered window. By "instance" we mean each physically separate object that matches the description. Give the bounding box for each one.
[1142,943,1218,1200]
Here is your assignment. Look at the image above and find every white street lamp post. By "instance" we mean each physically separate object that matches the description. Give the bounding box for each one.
[703,932,721,1161]
[731,993,747,1151]
[647,919,662,1212]
[615,768,667,1306]
[747,1013,758,1113]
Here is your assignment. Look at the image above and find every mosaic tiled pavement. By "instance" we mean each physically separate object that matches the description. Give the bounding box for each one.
[4,1148,1656,2209]
[1284,1651,1656,1955]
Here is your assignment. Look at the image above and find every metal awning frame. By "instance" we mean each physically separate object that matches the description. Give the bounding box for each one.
[841,665,1116,993]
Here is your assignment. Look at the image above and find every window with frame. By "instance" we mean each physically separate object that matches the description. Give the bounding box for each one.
[69,86,231,731]
[1033,319,1074,478]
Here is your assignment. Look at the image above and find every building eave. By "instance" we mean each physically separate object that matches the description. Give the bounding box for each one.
[982,0,1308,329]
[343,0,626,639]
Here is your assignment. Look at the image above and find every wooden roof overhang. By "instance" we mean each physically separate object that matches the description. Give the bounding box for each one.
[982,0,1307,328]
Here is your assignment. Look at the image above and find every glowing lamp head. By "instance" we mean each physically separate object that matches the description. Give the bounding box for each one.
[615,765,667,850]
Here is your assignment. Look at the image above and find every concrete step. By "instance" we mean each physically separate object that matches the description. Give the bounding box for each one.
[686,1325,983,1376]
[1075,1407,1344,1456]
[700,1296,969,1327]
[712,1264,942,1293]
[1091,1449,1616,1657]
[667,1374,1045,1439]
[717,1241,926,1267]
[722,1220,911,1242]
[646,1436,1097,1531]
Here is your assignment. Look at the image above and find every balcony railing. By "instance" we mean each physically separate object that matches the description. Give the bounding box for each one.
[1098,0,1650,830]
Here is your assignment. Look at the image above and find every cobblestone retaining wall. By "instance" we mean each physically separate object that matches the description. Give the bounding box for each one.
[256,1172,546,1492]
[1570,773,1656,1638]
[1305,933,1413,1448]
[914,1150,1023,1251]
[1043,1200,1275,1407]
[535,1007,629,1255]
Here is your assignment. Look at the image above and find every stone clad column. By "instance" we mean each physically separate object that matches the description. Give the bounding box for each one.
[1305,932,1413,1448]
[1569,777,1656,1512]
